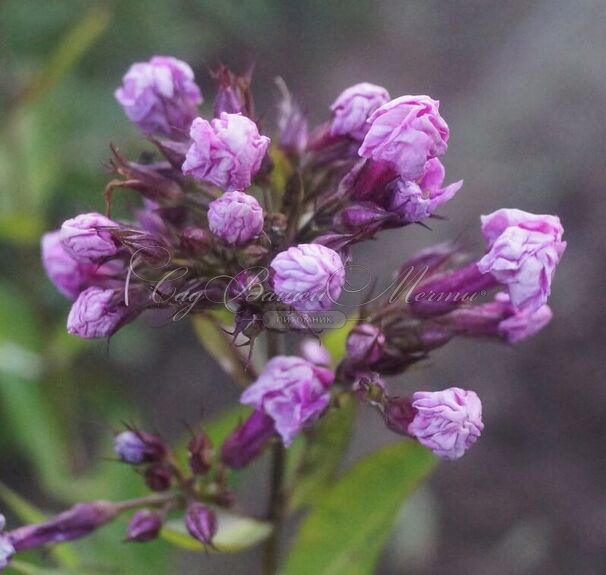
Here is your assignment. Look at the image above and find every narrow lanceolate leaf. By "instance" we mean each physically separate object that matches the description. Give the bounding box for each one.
[161,509,272,553]
[289,395,357,510]
[192,313,253,388]
[283,441,437,575]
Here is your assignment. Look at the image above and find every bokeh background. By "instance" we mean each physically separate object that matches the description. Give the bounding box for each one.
[1,1,605,574]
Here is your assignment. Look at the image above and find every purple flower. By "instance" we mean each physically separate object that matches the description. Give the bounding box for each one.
[330,82,391,141]
[115,56,202,137]
[240,356,335,445]
[182,113,270,192]
[60,213,120,263]
[359,95,449,180]
[221,410,276,469]
[346,323,385,365]
[477,209,566,312]
[270,244,345,312]
[125,510,163,543]
[388,158,463,223]
[67,287,130,339]
[41,231,119,300]
[208,191,264,246]
[113,430,166,464]
[300,339,331,367]
[185,503,217,547]
[408,387,483,460]
[495,293,553,344]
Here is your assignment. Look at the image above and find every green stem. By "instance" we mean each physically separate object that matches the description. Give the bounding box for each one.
[262,331,286,575]
[113,491,180,513]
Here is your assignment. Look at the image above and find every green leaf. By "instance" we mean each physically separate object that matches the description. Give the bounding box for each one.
[161,508,272,553]
[283,441,437,575]
[289,395,357,510]
[191,314,252,388]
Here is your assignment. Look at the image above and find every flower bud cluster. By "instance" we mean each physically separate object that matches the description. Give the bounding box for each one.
[29,55,569,565]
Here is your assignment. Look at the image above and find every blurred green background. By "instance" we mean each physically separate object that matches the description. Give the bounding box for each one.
[2,1,606,574]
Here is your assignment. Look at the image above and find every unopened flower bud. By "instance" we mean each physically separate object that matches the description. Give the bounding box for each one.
[188,432,213,476]
[408,387,483,460]
[113,430,166,464]
[270,244,345,312]
[359,95,449,181]
[208,191,264,247]
[477,209,566,312]
[221,410,276,469]
[67,287,134,339]
[125,510,163,543]
[334,202,396,235]
[346,323,385,365]
[60,213,120,263]
[9,501,117,552]
[185,503,217,547]
[41,231,119,300]
[330,82,390,141]
[115,56,202,137]
[240,356,334,446]
[144,465,173,492]
[182,113,270,192]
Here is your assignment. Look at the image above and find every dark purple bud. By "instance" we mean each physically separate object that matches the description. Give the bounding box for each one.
[334,202,396,235]
[213,65,253,117]
[409,262,497,317]
[346,323,385,365]
[188,432,213,476]
[144,465,173,492]
[8,501,117,552]
[382,396,416,436]
[125,509,163,543]
[338,159,397,203]
[185,503,217,547]
[221,410,276,469]
[180,227,212,255]
[113,430,166,465]
[276,78,308,153]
